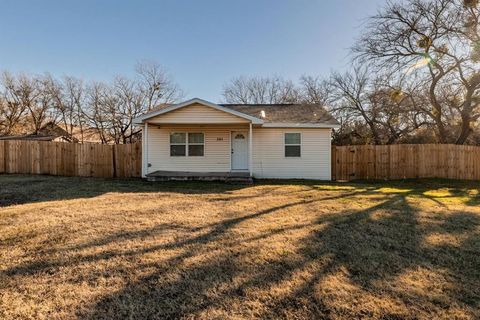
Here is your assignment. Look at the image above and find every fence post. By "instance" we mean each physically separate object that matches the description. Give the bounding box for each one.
[112,145,117,178]
[0,141,479,181]
[331,146,336,181]
[0,141,4,174]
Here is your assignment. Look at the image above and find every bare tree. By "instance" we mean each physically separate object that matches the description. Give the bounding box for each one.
[111,76,144,143]
[1,72,54,135]
[81,62,182,144]
[0,74,27,135]
[299,75,331,105]
[62,76,86,142]
[83,82,111,144]
[355,0,480,144]
[0,61,181,143]
[222,76,301,104]
[330,66,426,145]
[368,80,428,144]
[330,67,382,144]
[42,75,88,141]
[135,60,183,110]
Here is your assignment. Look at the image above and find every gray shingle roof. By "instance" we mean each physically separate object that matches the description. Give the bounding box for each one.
[220,103,339,125]
[143,100,339,126]
[0,135,59,141]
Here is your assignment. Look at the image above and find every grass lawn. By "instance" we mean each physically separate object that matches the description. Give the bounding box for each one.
[0,175,479,320]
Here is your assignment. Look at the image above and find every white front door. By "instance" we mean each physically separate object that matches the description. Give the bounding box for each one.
[231,131,248,170]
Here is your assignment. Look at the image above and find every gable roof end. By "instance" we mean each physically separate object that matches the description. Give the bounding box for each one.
[133,98,264,124]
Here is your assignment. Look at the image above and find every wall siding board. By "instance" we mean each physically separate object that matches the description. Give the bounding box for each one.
[251,128,332,180]
[148,104,250,124]
[146,125,250,174]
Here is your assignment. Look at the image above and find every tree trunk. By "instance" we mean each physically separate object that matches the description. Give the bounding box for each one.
[455,101,474,145]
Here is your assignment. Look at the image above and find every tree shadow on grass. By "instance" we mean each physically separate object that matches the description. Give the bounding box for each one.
[0,174,353,208]
[1,174,478,208]
[3,192,360,278]
[0,174,256,207]
[77,189,480,318]
[2,178,479,318]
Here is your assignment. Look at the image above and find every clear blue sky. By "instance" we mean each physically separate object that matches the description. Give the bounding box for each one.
[0,0,385,102]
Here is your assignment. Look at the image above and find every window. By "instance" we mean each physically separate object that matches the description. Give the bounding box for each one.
[170,133,186,156]
[188,133,204,156]
[170,132,204,157]
[284,133,301,157]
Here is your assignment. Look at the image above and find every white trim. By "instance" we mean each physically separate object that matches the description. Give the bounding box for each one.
[249,123,253,177]
[141,124,145,177]
[262,123,340,129]
[230,130,249,171]
[133,98,264,124]
[169,132,187,157]
[169,131,205,157]
[284,132,302,158]
[142,123,149,177]
[229,130,232,171]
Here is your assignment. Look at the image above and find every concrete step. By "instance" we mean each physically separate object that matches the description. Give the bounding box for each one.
[146,171,253,184]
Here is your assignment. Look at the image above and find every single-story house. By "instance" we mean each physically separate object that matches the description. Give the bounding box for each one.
[133,98,340,181]
[0,122,104,144]
[0,122,78,143]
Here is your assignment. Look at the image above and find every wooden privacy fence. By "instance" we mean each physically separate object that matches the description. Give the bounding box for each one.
[0,140,142,178]
[332,144,480,181]
[1,141,480,181]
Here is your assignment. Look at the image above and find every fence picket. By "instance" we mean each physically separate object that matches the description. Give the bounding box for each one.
[333,144,480,181]
[0,141,142,178]
[0,141,4,173]
[0,141,479,181]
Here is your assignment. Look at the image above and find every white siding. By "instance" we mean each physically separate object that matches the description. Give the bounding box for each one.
[146,125,247,173]
[148,103,249,124]
[145,125,332,180]
[252,128,332,180]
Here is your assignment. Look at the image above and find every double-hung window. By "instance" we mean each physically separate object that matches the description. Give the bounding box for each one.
[284,133,301,157]
[170,133,187,156]
[170,132,204,157]
[188,133,204,156]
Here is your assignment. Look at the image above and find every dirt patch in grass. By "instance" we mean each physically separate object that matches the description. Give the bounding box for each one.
[0,175,479,319]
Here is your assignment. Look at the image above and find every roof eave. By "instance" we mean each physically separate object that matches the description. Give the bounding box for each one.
[133,98,264,125]
[261,123,340,129]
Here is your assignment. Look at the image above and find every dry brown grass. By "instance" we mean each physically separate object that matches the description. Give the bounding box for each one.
[0,175,479,320]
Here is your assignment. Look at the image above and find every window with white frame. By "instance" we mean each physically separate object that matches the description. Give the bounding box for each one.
[284,133,301,157]
[170,133,186,156]
[170,132,204,157]
[188,133,204,156]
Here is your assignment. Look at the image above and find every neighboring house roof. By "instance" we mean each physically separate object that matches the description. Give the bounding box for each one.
[0,122,76,142]
[0,122,105,143]
[70,126,104,144]
[134,98,340,128]
[0,134,72,142]
[38,122,79,142]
